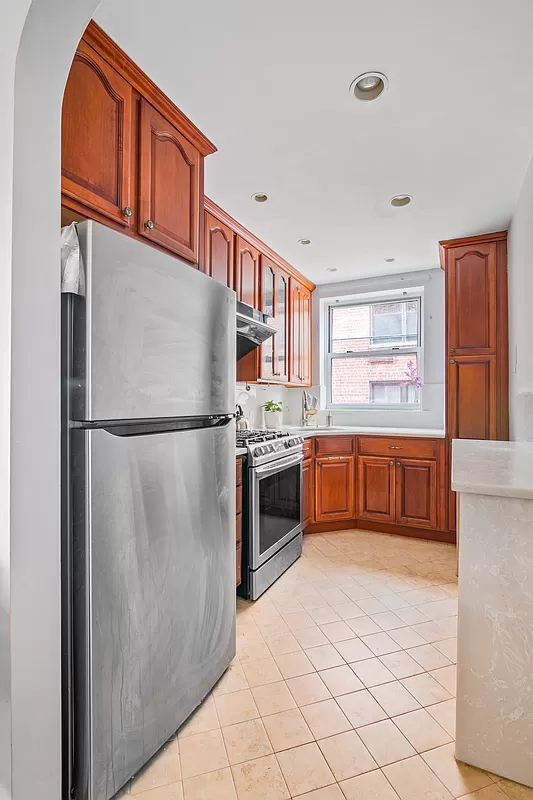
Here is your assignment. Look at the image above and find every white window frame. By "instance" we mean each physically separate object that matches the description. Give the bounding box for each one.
[323,289,424,410]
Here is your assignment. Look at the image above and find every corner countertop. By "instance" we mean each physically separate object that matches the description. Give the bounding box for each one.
[452,439,533,500]
[284,426,446,439]
[236,447,247,457]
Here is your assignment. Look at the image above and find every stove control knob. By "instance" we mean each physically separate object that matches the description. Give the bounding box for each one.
[257,446,266,455]
[268,444,275,453]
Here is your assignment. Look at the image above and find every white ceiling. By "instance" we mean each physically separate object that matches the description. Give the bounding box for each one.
[95,0,533,284]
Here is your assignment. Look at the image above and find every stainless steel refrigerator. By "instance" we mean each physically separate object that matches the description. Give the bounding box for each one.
[63,221,236,800]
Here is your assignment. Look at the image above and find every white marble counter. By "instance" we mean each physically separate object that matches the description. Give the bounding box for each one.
[236,447,247,457]
[452,438,533,499]
[284,426,446,439]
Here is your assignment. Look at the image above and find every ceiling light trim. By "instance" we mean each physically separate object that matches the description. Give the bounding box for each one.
[350,71,388,102]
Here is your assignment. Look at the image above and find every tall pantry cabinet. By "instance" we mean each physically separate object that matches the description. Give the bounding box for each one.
[439,231,508,530]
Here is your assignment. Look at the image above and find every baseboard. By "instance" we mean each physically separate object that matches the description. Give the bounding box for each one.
[304,518,456,544]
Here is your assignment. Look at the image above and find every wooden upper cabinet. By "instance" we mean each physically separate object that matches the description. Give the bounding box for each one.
[62,40,133,226]
[290,279,312,385]
[138,100,201,263]
[315,456,355,522]
[235,236,260,308]
[203,211,234,287]
[356,456,395,524]
[446,242,497,354]
[275,268,290,383]
[447,355,497,440]
[396,458,437,529]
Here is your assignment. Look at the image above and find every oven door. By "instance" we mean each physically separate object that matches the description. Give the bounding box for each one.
[250,451,303,569]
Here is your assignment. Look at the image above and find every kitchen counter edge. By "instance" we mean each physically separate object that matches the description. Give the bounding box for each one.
[452,438,533,500]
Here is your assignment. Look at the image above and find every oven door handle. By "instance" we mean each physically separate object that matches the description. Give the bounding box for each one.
[254,452,304,477]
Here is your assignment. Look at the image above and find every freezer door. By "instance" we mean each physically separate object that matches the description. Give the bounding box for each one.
[72,422,236,800]
[73,220,235,422]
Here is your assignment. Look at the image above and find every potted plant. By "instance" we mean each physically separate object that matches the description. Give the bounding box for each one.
[262,400,288,429]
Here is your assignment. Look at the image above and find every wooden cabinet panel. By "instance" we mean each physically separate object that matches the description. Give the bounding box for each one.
[204,211,234,286]
[62,40,133,226]
[448,355,497,440]
[301,287,312,385]
[138,99,201,263]
[315,456,355,522]
[236,512,242,547]
[276,268,289,383]
[447,242,497,354]
[235,236,260,308]
[236,543,242,587]
[236,456,243,488]
[356,456,395,523]
[396,458,437,529]
[358,437,437,460]
[289,279,312,385]
[315,436,355,457]
[449,487,456,531]
[303,458,314,529]
[303,438,314,459]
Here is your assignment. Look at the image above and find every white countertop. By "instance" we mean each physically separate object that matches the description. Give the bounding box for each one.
[452,439,533,500]
[284,426,446,439]
[236,447,247,457]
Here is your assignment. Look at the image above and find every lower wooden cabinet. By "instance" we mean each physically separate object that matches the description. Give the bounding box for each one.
[395,458,437,529]
[356,456,396,524]
[447,355,497,440]
[236,457,243,587]
[315,456,355,522]
[302,457,314,529]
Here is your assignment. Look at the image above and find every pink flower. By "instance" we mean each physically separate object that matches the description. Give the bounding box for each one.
[401,360,422,388]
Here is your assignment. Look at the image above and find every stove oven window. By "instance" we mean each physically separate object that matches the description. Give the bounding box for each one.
[258,461,301,556]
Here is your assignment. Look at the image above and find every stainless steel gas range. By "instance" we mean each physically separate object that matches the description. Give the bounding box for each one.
[236,430,304,599]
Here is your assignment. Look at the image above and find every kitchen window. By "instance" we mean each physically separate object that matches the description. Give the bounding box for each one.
[325,295,422,408]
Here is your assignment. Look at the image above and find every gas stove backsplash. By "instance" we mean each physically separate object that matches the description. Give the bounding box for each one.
[235,383,303,429]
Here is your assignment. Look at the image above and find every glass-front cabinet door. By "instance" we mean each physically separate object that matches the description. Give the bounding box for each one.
[259,256,289,383]
[276,270,289,382]
[260,260,275,381]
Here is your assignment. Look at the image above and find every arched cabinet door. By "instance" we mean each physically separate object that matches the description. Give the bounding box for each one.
[138,99,201,264]
[62,40,133,226]
[203,211,234,287]
[447,242,497,354]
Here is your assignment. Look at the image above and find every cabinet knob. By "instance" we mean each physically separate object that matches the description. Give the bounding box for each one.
[144,219,154,230]
[389,460,394,466]
[449,348,455,353]
[397,461,401,466]
[122,206,133,218]
[449,359,455,364]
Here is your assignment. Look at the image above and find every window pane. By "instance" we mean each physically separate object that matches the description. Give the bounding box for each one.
[331,354,419,405]
[331,299,419,353]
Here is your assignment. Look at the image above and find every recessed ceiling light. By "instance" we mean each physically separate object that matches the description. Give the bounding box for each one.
[390,195,413,207]
[298,238,311,245]
[326,267,338,273]
[350,72,388,102]
[252,192,268,203]
[385,258,395,263]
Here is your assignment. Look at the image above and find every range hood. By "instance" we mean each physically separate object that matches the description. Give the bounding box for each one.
[236,300,277,360]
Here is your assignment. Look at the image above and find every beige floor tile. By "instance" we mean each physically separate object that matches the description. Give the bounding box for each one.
[320,588,351,605]
[401,674,452,707]
[361,633,402,657]
[371,612,409,632]
[264,632,301,656]
[241,657,283,688]
[380,593,413,612]
[255,616,290,638]
[340,768,401,800]
[383,754,453,800]
[182,767,237,800]
[337,689,388,728]
[407,644,452,671]
[343,585,373,602]
[179,729,229,780]
[131,739,181,794]
[422,744,495,797]
[379,652,425,680]
[459,787,509,800]
[308,606,343,625]
[305,644,345,670]
[300,698,352,739]
[350,657,396,688]
[299,591,329,610]
[318,665,364,696]
[282,610,316,631]
[222,718,273,766]
[287,673,332,706]
[262,707,314,751]
[369,681,420,717]
[319,620,357,643]
[416,599,457,621]
[275,650,315,679]
[388,627,427,650]
[251,681,296,716]
[331,601,366,620]
[394,607,429,626]
[333,637,374,663]
[237,640,272,664]
[498,779,533,799]
[435,617,457,638]
[214,689,260,727]
[427,699,456,738]
[133,783,184,800]
[393,709,452,752]
[346,616,383,636]
[430,665,457,696]
[410,621,451,644]
[231,754,290,800]
[276,742,335,796]
[294,626,330,649]
[293,785,345,800]
[214,663,249,696]
[357,598,388,615]
[318,730,377,781]
[178,696,220,738]
[434,638,457,664]
[357,719,416,767]
[401,587,450,605]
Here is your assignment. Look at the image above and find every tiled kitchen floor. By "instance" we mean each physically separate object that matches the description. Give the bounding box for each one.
[116,530,531,800]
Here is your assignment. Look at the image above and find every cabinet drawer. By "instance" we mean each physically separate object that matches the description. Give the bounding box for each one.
[236,484,243,514]
[303,438,314,458]
[315,436,355,456]
[358,436,437,460]
[236,457,243,487]
[236,512,242,546]
[236,543,242,587]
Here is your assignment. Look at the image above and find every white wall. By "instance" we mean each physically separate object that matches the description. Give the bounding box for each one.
[306,269,445,430]
[508,154,533,440]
